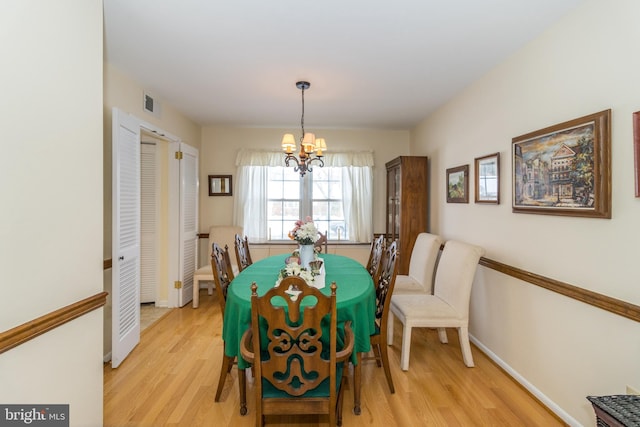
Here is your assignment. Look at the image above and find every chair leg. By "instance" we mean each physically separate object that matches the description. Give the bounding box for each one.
[372,343,382,367]
[207,282,214,295]
[400,323,412,371]
[215,354,234,401]
[353,353,361,415]
[379,341,395,394]
[337,381,343,426]
[457,327,475,367]
[329,398,336,427]
[238,367,247,415]
[387,314,394,346]
[193,279,200,308]
[437,327,448,344]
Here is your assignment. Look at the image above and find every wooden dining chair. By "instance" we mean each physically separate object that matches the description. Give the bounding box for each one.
[315,230,328,253]
[365,234,386,280]
[234,233,253,273]
[239,277,354,427]
[193,225,243,308]
[361,240,398,394]
[211,242,247,415]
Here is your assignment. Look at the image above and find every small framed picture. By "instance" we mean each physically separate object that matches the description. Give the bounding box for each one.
[634,111,640,197]
[474,153,500,204]
[208,175,233,196]
[446,165,469,203]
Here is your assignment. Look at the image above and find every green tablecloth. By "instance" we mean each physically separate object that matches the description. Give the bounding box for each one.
[223,253,376,368]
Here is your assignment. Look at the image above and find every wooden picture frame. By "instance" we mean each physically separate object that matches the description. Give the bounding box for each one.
[208,175,233,196]
[512,109,611,218]
[634,111,640,197]
[475,152,500,204]
[446,165,469,203]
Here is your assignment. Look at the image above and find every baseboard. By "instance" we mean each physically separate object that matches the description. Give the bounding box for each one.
[103,351,112,363]
[469,335,581,427]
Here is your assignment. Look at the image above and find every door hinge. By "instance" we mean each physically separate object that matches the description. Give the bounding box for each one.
[175,151,183,160]
[174,280,182,289]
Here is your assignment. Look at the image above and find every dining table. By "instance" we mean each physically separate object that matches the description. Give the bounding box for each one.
[222,252,376,415]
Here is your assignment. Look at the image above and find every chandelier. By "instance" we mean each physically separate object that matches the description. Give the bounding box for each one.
[281,81,327,177]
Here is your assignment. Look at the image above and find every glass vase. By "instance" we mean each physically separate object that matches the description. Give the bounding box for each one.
[299,244,315,269]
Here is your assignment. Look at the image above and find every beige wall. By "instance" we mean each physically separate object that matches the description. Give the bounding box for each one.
[199,126,410,232]
[0,2,104,426]
[411,1,640,425]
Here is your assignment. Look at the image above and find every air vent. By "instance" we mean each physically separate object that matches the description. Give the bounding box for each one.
[143,92,161,118]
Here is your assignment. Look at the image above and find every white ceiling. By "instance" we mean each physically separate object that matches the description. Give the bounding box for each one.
[103,0,583,130]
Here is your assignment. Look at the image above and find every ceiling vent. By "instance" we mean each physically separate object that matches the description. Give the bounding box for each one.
[143,91,161,118]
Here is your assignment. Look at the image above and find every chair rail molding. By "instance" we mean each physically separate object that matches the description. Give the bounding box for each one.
[479,256,640,323]
[0,292,108,354]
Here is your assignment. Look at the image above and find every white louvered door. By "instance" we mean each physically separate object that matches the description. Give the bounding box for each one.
[112,108,141,368]
[140,142,159,303]
[178,143,199,307]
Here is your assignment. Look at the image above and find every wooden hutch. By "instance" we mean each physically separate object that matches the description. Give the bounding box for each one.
[385,156,429,275]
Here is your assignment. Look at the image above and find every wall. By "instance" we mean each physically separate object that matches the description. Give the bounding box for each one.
[0,2,104,426]
[200,126,410,232]
[197,126,410,267]
[411,1,640,425]
[103,63,202,258]
[103,63,202,355]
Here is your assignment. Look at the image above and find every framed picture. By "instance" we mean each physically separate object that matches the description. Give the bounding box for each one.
[634,111,640,197]
[475,153,500,204]
[512,109,611,218]
[208,175,233,196]
[446,165,469,203]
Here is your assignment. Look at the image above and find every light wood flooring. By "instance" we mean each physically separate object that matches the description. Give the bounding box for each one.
[104,291,566,426]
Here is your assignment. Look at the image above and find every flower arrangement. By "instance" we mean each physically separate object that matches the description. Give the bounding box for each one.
[276,261,316,287]
[288,216,319,245]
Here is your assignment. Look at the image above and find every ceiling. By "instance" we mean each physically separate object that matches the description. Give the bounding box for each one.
[103,0,583,130]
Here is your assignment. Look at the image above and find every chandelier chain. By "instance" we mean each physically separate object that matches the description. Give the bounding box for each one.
[300,85,305,138]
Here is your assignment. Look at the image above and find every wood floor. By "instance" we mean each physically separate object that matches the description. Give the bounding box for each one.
[104,291,565,426]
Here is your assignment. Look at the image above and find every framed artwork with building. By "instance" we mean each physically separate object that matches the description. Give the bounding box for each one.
[512,109,611,218]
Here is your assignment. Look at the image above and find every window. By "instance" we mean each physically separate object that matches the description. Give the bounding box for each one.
[234,149,374,243]
[267,167,347,241]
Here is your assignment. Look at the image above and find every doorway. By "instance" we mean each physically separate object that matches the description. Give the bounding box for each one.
[111,108,198,367]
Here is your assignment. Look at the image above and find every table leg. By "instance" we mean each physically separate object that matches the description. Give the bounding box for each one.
[354,352,362,415]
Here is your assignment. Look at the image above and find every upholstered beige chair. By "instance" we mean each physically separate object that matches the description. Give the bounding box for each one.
[386,232,443,340]
[192,225,243,308]
[388,240,485,371]
[393,232,443,295]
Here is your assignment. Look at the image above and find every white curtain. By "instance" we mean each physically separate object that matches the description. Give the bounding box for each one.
[233,149,374,243]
